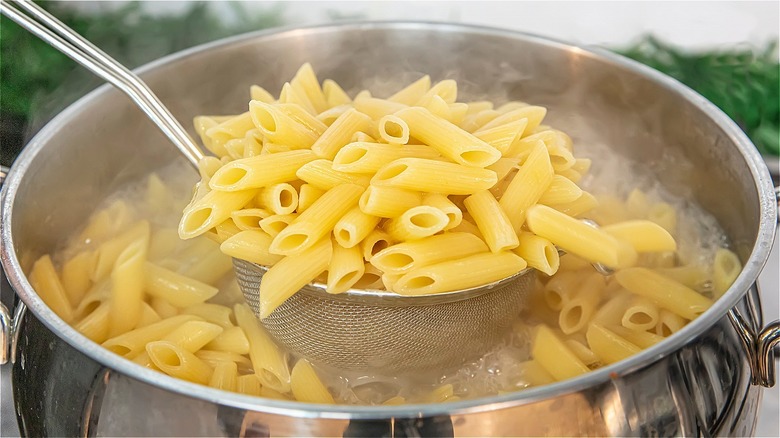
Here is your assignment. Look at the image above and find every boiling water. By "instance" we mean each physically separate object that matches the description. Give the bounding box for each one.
[54,139,732,404]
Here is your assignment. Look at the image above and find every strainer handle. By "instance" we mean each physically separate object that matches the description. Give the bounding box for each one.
[0,0,205,168]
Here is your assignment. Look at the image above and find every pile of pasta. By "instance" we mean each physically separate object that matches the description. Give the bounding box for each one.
[26,64,745,403]
[179,63,685,319]
[518,188,742,384]
[28,174,340,403]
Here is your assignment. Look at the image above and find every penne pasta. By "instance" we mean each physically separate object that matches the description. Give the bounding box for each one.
[394,107,500,167]
[270,184,363,256]
[422,193,462,230]
[498,141,554,231]
[144,262,219,307]
[296,184,325,214]
[290,359,334,404]
[388,75,431,105]
[615,268,712,320]
[29,255,75,323]
[147,341,214,385]
[601,220,677,253]
[585,324,641,365]
[296,159,371,190]
[371,232,488,274]
[384,206,449,241]
[713,248,741,298]
[531,325,589,381]
[257,183,298,215]
[220,230,284,266]
[310,109,372,159]
[526,205,637,269]
[332,142,439,174]
[208,150,317,192]
[323,79,352,107]
[372,158,498,195]
[514,232,559,276]
[333,206,381,248]
[259,213,298,237]
[394,251,526,295]
[259,238,333,317]
[234,304,291,391]
[108,237,148,337]
[327,242,365,294]
[464,190,519,253]
[358,185,422,218]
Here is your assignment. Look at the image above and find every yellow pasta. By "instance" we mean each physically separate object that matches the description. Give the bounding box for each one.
[74,301,110,343]
[92,221,150,281]
[517,360,556,386]
[182,303,234,329]
[250,100,320,148]
[538,175,583,205]
[230,208,271,231]
[648,202,677,235]
[179,190,256,239]
[296,159,370,190]
[296,183,325,213]
[259,238,333,317]
[250,84,275,103]
[514,232,559,276]
[371,232,488,274]
[353,95,407,120]
[713,248,741,298]
[606,325,665,349]
[360,230,394,262]
[394,251,526,295]
[256,183,298,215]
[558,273,605,334]
[531,325,589,381]
[220,230,284,266]
[656,310,687,337]
[327,242,365,294]
[498,141,554,231]
[234,304,290,392]
[620,296,659,332]
[464,190,519,253]
[144,262,219,307]
[586,324,641,365]
[208,150,316,192]
[236,374,263,396]
[102,314,200,357]
[378,115,410,144]
[332,142,439,174]
[29,255,74,323]
[209,361,239,392]
[480,105,547,135]
[358,185,422,218]
[108,237,148,337]
[205,326,250,354]
[548,191,599,218]
[372,158,497,195]
[473,119,527,155]
[333,207,381,248]
[526,205,637,269]
[310,108,372,159]
[394,107,500,167]
[290,63,329,114]
[422,193,462,230]
[323,79,352,107]
[259,213,298,237]
[614,268,712,320]
[147,341,213,384]
[60,250,96,307]
[388,75,431,105]
[384,206,449,241]
[270,184,363,256]
[290,359,334,404]
[601,220,677,253]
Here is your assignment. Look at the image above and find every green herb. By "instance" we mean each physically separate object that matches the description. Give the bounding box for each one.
[0,0,283,120]
[618,36,779,156]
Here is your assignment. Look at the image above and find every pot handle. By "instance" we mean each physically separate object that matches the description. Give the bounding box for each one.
[728,185,780,387]
[1,165,26,366]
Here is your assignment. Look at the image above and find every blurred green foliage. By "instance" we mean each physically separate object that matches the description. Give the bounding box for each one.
[619,36,779,156]
[1,0,283,117]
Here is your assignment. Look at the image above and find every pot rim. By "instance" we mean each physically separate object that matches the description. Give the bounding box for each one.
[1,21,777,419]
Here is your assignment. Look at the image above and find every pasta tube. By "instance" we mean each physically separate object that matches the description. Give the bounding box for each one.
[333,207,381,248]
[327,242,365,294]
[498,141,554,231]
[394,251,527,295]
[384,206,449,242]
[146,341,213,384]
[601,220,677,253]
[526,204,637,269]
[29,255,74,323]
[531,325,589,381]
[332,142,439,174]
[220,230,284,266]
[371,158,498,195]
[394,107,500,167]
[207,150,316,191]
[514,232,560,276]
[259,238,333,317]
[614,268,712,320]
[234,304,290,392]
[144,262,219,307]
[310,108,372,159]
[290,359,334,404]
[371,232,488,274]
[585,324,641,365]
[464,190,519,253]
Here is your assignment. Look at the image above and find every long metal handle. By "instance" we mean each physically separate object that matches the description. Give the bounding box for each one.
[0,0,205,168]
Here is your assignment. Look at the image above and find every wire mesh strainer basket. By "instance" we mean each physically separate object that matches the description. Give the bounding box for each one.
[233,258,536,374]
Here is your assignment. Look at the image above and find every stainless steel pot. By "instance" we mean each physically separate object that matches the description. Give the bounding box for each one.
[1,22,778,436]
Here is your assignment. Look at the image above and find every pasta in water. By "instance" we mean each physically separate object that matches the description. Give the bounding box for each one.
[29,65,741,404]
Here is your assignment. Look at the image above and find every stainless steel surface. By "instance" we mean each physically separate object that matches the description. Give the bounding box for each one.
[1,22,778,436]
[0,0,204,167]
[0,165,9,366]
[235,258,534,373]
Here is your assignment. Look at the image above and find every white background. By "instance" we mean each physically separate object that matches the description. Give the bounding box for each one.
[1,1,778,436]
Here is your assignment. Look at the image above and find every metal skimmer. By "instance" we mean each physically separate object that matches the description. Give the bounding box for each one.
[234,258,537,374]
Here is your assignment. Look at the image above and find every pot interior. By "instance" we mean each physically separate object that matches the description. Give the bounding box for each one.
[3,23,773,407]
